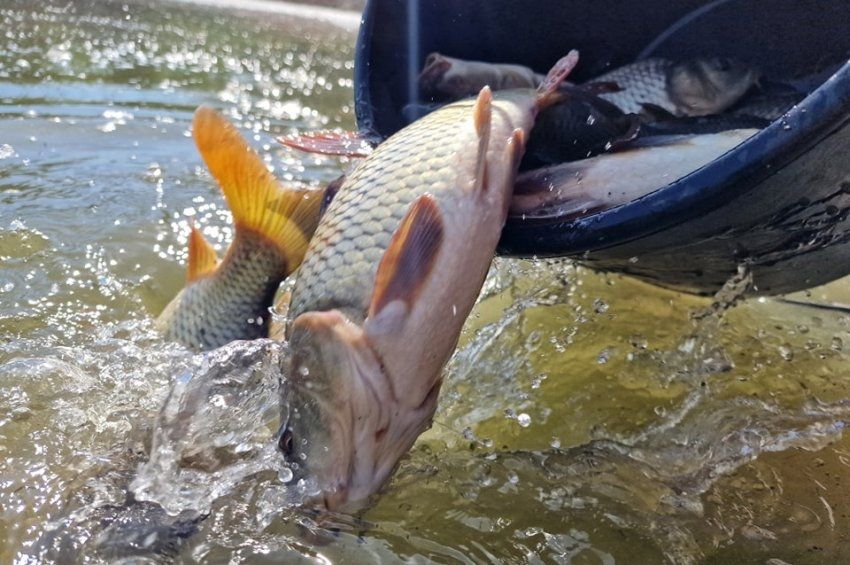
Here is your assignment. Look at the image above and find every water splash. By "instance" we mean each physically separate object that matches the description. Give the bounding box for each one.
[131,340,290,516]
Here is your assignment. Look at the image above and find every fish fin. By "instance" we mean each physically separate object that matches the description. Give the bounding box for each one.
[507,128,526,167]
[278,130,375,157]
[368,194,445,319]
[319,174,346,216]
[267,289,291,341]
[509,163,610,220]
[192,106,323,273]
[606,114,643,152]
[640,103,676,122]
[472,86,492,192]
[186,223,219,282]
[537,50,579,107]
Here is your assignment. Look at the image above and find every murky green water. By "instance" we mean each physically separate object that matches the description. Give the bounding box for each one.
[2,1,850,563]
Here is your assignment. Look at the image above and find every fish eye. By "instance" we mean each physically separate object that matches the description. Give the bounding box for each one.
[278,427,295,458]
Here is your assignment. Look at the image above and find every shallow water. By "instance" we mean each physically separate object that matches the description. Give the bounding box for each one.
[2,1,850,563]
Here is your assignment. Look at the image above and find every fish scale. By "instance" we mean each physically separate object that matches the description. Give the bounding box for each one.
[289,98,480,323]
[164,232,285,349]
[156,107,323,351]
[595,58,675,115]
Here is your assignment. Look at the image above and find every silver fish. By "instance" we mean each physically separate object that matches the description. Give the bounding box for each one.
[590,57,760,117]
[511,129,760,220]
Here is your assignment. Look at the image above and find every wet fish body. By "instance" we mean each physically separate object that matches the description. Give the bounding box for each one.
[511,128,759,220]
[591,57,759,117]
[279,54,580,509]
[522,86,637,167]
[156,108,323,351]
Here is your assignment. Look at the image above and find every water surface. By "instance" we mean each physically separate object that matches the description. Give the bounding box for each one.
[2,1,850,563]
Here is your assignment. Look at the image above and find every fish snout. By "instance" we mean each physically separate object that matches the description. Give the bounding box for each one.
[418,53,457,96]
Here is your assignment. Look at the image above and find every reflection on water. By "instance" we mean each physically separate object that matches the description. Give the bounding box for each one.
[2,0,850,563]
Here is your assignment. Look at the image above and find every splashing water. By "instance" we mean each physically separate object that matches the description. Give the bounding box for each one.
[4,1,850,563]
[131,340,290,517]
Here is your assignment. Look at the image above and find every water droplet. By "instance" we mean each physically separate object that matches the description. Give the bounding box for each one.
[298,365,309,377]
[778,344,794,361]
[517,413,531,427]
[279,466,294,483]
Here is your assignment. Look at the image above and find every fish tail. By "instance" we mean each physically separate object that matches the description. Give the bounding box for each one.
[157,108,325,350]
[192,106,324,274]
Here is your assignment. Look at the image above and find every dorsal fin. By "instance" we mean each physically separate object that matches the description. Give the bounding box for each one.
[192,106,323,273]
[368,195,445,318]
[537,50,580,108]
[472,86,492,193]
[186,223,219,282]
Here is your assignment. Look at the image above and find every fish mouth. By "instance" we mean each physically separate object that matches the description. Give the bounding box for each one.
[286,310,398,510]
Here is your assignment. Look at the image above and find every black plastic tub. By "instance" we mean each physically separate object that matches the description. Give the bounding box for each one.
[354,0,850,295]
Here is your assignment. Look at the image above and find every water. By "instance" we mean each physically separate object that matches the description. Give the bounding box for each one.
[2,1,850,562]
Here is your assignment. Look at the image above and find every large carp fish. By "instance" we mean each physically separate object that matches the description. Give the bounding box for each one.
[276,52,581,510]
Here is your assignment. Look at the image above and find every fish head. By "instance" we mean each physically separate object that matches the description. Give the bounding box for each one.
[419,52,473,99]
[668,57,760,116]
[419,53,539,100]
[279,310,427,510]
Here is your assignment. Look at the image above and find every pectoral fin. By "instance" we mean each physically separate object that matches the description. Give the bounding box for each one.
[368,195,445,319]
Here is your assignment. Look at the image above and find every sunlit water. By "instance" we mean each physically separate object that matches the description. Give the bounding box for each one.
[2,1,850,563]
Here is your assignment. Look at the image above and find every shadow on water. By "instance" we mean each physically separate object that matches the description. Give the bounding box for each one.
[3,1,850,563]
